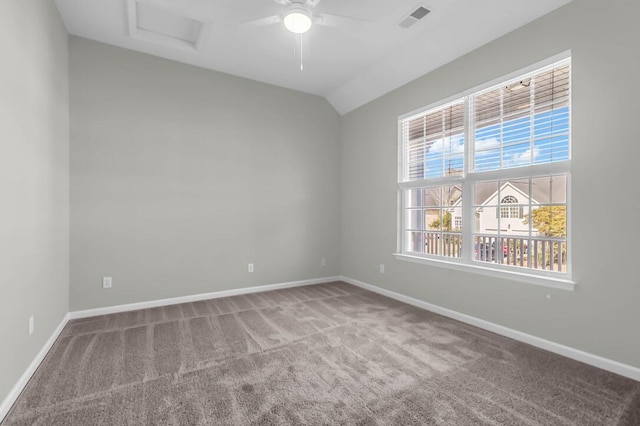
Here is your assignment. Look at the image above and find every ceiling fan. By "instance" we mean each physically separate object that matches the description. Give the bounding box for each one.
[240,0,369,34]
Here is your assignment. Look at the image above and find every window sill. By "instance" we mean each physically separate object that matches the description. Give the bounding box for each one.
[393,253,576,291]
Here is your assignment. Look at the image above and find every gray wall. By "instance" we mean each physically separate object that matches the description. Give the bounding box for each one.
[69,38,341,310]
[340,0,640,368]
[0,0,69,403]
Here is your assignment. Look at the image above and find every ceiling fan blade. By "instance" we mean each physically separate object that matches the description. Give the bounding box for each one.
[305,0,322,7]
[238,15,282,30]
[273,0,291,5]
[315,13,371,28]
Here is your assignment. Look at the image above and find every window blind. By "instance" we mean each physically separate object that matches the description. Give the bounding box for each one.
[472,60,570,172]
[399,100,465,182]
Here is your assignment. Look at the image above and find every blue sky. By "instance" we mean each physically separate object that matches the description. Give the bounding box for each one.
[424,106,570,178]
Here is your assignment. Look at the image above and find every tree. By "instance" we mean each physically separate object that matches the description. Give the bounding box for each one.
[523,206,566,237]
[429,211,452,231]
[523,206,567,267]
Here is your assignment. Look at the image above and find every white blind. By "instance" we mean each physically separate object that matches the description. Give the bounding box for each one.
[399,99,465,182]
[472,60,571,172]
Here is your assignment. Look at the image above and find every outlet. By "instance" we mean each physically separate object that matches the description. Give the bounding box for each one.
[321,258,326,267]
[248,263,254,273]
[102,276,112,289]
[29,316,34,335]
[379,264,385,274]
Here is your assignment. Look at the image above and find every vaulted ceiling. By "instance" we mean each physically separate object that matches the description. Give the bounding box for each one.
[54,0,573,114]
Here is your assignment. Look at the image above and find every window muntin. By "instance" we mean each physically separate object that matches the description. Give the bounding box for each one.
[398,57,571,279]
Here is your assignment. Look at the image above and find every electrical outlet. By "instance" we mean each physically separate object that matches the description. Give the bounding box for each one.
[321,258,326,267]
[248,263,254,273]
[29,316,34,335]
[102,276,112,289]
[379,264,385,273]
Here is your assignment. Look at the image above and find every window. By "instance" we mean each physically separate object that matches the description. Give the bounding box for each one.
[397,57,571,283]
[500,196,520,219]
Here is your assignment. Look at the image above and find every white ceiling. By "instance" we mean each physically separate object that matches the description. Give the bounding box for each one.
[54,0,572,115]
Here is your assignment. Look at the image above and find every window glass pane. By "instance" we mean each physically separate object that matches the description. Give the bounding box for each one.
[534,134,570,164]
[529,239,567,272]
[474,148,501,172]
[534,107,570,138]
[445,152,464,177]
[405,231,424,253]
[475,124,501,147]
[424,231,440,255]
[425,153,443,179]
[551,206,567,237]
[407,141,426,180]
[475,181,498,205]
[443,233,463,258]
[530,205,567,237]
[507,178,530,199]
[425,209,441,231]
[424,187,441,207]
[405,189,422,208]
[473,234,499,263]
[534,65,570,108]
[405,209,422,230]
[443,185,462,206]
[503,142,533,168]
[503,116,531,144]
[475,88,501,124]
[532,175,567,203]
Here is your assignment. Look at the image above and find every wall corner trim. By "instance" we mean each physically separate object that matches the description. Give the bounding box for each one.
[340,275,640,382]
[0,313,71,423]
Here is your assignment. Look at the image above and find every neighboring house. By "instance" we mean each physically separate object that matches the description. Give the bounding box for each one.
[441,181,540,236]
[474,181,538,236]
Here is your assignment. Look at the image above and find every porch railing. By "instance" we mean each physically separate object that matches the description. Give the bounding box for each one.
[424,232,567,272]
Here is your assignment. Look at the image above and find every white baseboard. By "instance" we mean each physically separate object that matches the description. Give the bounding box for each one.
[0,312,70,423]
[341,275,640,382]
[69,276,341,320]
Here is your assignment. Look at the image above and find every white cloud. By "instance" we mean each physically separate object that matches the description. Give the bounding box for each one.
[429,135,464,155]
[475,137,500,150]
[508,147,540,166]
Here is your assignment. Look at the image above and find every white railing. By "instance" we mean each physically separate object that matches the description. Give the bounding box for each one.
[424,232,567,272]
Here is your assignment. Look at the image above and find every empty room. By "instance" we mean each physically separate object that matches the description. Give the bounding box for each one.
[1,0,639,424]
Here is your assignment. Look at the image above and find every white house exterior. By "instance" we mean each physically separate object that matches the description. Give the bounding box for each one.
[446,181,540,236]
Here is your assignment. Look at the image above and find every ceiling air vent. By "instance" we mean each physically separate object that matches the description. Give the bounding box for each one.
[398,5,431,29]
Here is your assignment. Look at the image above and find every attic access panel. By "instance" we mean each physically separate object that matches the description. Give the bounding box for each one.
[127,0,211,52]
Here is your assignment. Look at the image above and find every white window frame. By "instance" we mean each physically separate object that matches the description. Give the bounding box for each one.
[394,52,574,291]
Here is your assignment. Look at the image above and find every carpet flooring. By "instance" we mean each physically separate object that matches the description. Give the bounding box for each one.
[3,281,639,425]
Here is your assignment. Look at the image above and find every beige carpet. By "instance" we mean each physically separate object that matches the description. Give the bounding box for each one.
[3,281,639,425]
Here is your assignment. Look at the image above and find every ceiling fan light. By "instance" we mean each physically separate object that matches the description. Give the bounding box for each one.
[284,10,312,34]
